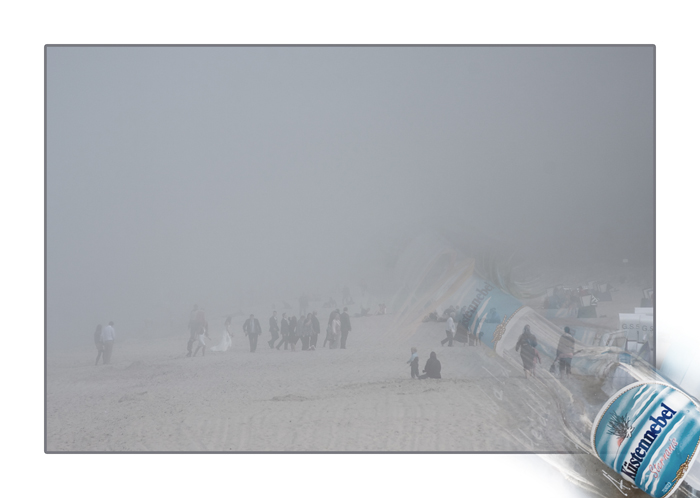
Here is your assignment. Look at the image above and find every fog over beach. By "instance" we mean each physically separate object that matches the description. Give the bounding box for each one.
[46,47,655,498]
[47,46,653,348]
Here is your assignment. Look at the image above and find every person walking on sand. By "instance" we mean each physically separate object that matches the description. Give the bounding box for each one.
[101,321,116,364]
[276,313,290,350]
[243,314,262,352]
[94,324,103,366]
[268,311,280,348]
[419,351,441,379]
[192,322,209,357]
[555,326,576,378]
[310,310,320,350]
[515,325,538,380]
[289,314,300,351]
[301,313,313,351]
[340,307,352,349]
[186,305,206,357]
[441,312,456,347]
[407,347,419,379]
[323,310,337,347]
[329,312,341,349]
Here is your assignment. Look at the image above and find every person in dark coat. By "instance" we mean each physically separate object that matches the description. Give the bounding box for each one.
[310,311,321,350]
[186,305,202,357]
[268,311,280,348]
[339,307,352,349]
[515,325,539,379]
[419,351,441,379]
[300,313,313,351]
[556,326,576,378]
[243,314,262,352]
[276,313,290,350]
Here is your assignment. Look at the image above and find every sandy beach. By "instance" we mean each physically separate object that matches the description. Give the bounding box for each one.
[48,311,577,452]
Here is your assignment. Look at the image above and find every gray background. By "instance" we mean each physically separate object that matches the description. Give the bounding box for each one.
[46,46,654,345]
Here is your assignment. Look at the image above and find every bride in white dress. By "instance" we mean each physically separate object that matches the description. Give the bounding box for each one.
[210,316,233,352]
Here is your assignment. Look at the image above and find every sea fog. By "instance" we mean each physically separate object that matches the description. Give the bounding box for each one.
[46,46,654,350]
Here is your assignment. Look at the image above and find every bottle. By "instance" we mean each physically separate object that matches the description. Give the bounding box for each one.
[390,232,700,497]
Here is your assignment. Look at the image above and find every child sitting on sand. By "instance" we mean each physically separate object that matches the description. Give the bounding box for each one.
[407,347,419,379]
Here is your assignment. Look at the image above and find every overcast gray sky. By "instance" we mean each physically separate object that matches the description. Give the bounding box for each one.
[46,46,653,343]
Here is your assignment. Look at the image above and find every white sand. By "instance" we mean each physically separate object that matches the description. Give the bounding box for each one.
[47,313,574,452]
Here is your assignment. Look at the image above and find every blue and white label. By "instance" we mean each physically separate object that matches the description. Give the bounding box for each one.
[457,276,523,351]
[592,382,700,498]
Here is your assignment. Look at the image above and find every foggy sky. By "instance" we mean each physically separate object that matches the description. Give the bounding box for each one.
[46,46,654,343]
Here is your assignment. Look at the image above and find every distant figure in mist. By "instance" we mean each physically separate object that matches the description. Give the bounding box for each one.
[288,315,300,351]
[324,309,339,347]
[268,311,280,349]
[94,324,103,365]
[419,351,441,379]
[243,314,262,352]
[354,306,371,318]
[329,312,341,349]
[441,312,456,347]
[340,307,352,349]
[192,310,210,357]
[101,321,116,364]
[407,347,419,379]
[555,327,576,378]
[310,311,320,350]
[301,313,313,351]
[515,325,539,380]
[360,279,368,297]
[276,313,290,350]
[210,316,232,353]
[187,307,208,357]
[186,305,199,356]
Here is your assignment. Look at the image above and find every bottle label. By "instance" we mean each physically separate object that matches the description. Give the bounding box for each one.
[457,276,524,352]
[592,381,700,497]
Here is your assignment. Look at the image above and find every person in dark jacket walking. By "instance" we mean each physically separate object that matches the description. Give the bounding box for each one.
[243,314,262,352]
[289,314,299,351]
[419,351,441,379]
[276,313,290,350]
[268,311,280,348]
[555,326,576,378]
[310,311,321,350]
[340,307,352,349]
[300,313,313,351]
[515,325,539,379]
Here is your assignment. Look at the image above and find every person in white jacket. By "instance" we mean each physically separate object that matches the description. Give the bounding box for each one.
[101,321,116,364]
[441,313,456,347]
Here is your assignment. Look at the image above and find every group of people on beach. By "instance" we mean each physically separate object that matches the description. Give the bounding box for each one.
[185,305,353,355]
[515,324,577,380]
[439,312,482,347]
[406,348,442,379]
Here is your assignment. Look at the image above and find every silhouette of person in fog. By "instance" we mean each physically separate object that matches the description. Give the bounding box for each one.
[419,352,441,379]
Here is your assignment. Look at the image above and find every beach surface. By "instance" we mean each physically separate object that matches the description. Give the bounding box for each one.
[47,312,576,452]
